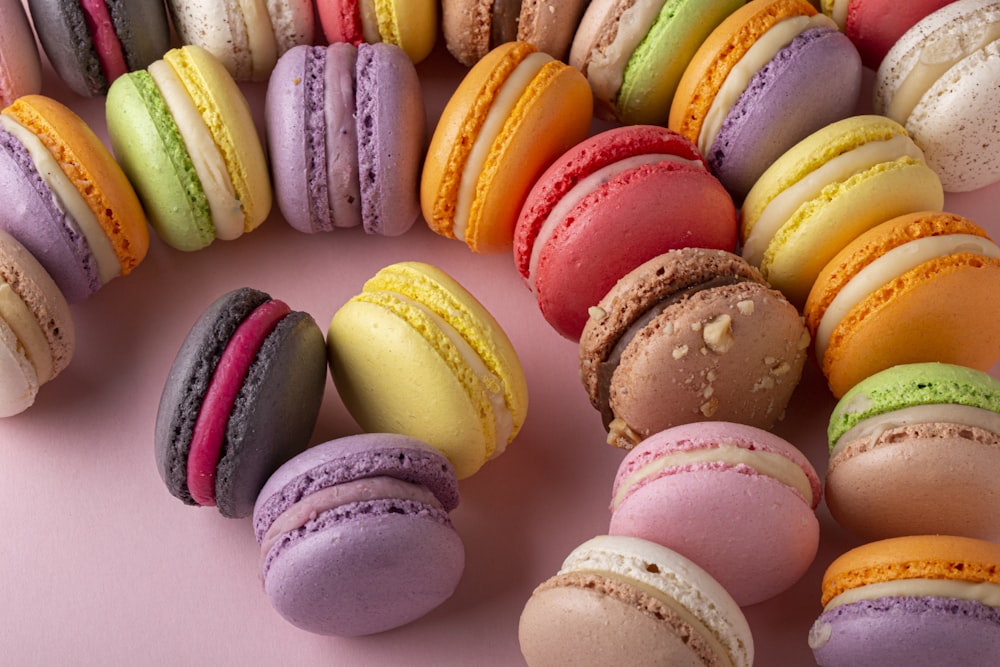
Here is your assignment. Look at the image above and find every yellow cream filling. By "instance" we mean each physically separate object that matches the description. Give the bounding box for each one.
[0,115,120,284]
[742,134,923,267]
[0,283,51,384]
[612,444,813,510]
[699,14,834,155]
[825,578,1000,611]
[833,403,1000,455]
[886,20,1000,124]
[816,234,1000,361]
[149,60,244,241]
[453,51,551,243]
[527,153,703,293]
[238,0,279,81]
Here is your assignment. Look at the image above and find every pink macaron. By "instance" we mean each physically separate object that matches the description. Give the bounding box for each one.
[0,0,42,107]
[513,125,737,342]
[823,0,953,70]
[608,421,822,606]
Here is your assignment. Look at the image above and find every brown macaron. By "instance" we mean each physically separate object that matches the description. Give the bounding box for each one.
[580,247,810,449]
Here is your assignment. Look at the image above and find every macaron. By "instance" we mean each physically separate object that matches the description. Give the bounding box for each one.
[741,115,945,307]
[27,0,170,97]
[154,287,327,519]
[804,211,1000,397]
[421,42,592,254]
[0,229,74,418]
[106,45,272,252]
[252,434,465,636]
[327,261,529,479]
[317,0,438,64]
[165,0,314,82]
[0,0,42,107]
[824,363,1000,541]
[668,0,863,200]
[874,0,1000,192]
[443,0,590,66]
[266,42,424,236]
[0,94,149,303]
[609,422,822,606]
[821,0,954,70]
[569,0,745,125]
[513,125,738,342]
[579,248,810,450]
[809,535,1000,667]
[519,535,754,667]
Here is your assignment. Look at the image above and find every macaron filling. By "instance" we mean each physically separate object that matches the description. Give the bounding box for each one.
[832,403,1000,455]
[583,1,666,111]
[359,0,395,45]
[823,577,1000,612]
[0,115,121,284]
[0,283,52,384]
[0,319,37,416]
[612,443,815,510]
[186,298,292,506]
[815,233,1000,361]
[883,19,1000,124]
[699,14,835,154]
[453,51,551,242]
[526,152,704,292]
[821,0,849,29]
[81,0,128,85]
[742,134,926,266]
[258,475,444,564]
[322,46,363,229]
[238,0,280,81]
[148,60,244,241]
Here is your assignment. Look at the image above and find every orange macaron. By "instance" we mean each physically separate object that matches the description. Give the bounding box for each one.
[805,211,1000,398]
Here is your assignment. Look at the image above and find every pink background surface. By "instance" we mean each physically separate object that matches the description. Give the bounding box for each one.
[3,19,1000,667]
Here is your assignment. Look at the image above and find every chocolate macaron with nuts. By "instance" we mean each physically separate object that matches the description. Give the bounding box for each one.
[579,247,810,449]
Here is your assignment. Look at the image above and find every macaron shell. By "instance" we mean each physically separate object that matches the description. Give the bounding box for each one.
[441,0,491,66]
[841,0,953,70]
[517,0,590,61]
[27,0,103,96]
[826,423,1000,541]
[384,0,437,64]
[0,0,42,107]
[317,0,365,44]
[810,597,1000,667]
[263,509,465,636]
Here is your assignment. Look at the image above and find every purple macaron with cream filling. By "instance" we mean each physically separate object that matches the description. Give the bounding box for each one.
[265,41,425,236]
[252,433,466,636]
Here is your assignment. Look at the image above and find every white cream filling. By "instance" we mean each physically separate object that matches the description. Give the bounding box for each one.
[742,134,925,267]
[0,115,120,284]
[821,0,849,30]
[149,60,245,241]
[0,283,51,384]
[824,577,1000,611]
[815,234,1000,361]
[612,444,814,510]
[584,0,665,107]
[833,403,1000,455]
[453,51,551,243]
[527,153,703,293]
[885,21,1000,124]
[359,0,382,43]
[238,0,279,81]
[0,318,37,418]
[699,14,835,155]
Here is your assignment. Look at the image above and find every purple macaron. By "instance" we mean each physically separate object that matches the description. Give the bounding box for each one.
[252,433,466,636]
[265,42,425,236]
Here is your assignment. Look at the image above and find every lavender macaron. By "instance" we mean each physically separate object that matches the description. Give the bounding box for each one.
[252,433,466,636]
[265,42,425,236]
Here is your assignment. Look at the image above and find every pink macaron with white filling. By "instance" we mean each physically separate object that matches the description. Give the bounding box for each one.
[608,421,822,606]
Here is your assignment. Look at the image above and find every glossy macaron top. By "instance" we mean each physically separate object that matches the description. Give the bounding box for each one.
[320,0,438,63]
[107,45,272,251]
[166,0,315,81]
[327,262,529,479]
[874,0,1000,191]
[28,0,170,97]
[513,124,737,341]
[519,534,754,667]
[828,362,1000,452]
[820,535,1000,608]
[0,0,42,107]
[421,41,592,254]
[740,115,944,307]
[569,0,744,124]
[804,211,1000,397]
[0,94,149,302]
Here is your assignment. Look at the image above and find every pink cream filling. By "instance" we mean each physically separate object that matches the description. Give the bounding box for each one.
[80,0,128,84]
[258,476,443,562]
[186,299,291,506]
